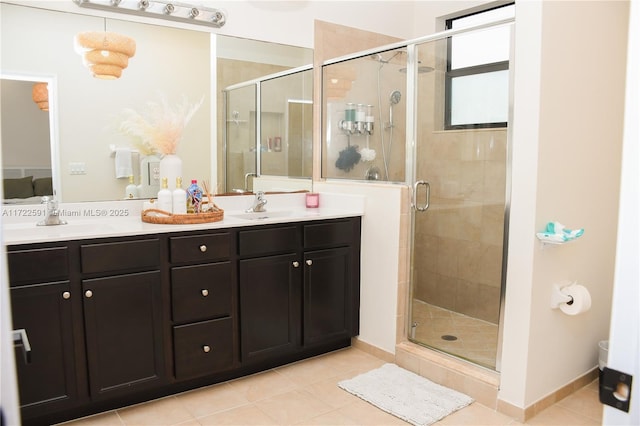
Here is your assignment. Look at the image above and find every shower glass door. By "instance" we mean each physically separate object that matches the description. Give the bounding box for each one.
[409,22,512,370]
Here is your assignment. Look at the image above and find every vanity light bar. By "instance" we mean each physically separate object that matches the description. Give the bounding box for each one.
[73,0,226,28]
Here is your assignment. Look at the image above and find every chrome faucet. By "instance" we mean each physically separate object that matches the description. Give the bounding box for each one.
[37,196,67,226]
[246,191,267,213]
[244,172,257,192]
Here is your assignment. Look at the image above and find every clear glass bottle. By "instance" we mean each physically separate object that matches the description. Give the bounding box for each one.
[172,177,187,214]
[157,177,173,213]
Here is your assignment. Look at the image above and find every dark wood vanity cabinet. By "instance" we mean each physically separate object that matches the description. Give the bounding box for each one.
[6,216,360,425]
[79,239,166,400]
[238,218,361,364]
[169,231,237,380]
[7,245,80,419]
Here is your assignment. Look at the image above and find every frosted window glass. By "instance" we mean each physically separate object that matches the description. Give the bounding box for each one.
[450,70,508,126]
[450,26,511,69]
[449,4,514,70]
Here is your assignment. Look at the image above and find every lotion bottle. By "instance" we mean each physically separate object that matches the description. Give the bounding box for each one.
[125,175,138,199]
[157,177,173,213]
[172,177,187,214]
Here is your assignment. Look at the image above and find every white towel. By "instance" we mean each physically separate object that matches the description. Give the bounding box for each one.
[115,148,133,179]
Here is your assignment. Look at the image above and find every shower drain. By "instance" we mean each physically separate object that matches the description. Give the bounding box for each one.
[441,335,458,341]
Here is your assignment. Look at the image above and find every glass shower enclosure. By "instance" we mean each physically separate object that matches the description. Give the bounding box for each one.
[322,17,513,370]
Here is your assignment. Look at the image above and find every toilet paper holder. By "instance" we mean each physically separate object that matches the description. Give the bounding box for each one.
[550,281,575,309]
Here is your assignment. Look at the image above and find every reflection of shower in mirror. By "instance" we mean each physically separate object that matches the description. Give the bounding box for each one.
[227,110,247,126]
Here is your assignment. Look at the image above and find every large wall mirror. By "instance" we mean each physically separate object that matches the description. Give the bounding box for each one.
[0,2,312,204]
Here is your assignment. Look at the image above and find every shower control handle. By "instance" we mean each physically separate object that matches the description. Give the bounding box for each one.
[413,180,430,212]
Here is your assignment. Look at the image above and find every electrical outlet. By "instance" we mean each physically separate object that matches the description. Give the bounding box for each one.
[69,162,86,175]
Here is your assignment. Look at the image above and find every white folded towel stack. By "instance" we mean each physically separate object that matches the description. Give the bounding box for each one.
[115,147,133,179]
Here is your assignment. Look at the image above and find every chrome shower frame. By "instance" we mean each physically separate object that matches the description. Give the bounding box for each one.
[321,17,515,371]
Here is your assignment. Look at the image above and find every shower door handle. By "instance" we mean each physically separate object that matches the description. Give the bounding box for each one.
[413,180,430,212]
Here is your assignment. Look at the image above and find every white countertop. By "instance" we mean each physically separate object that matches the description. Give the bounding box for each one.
[1,192,364,245]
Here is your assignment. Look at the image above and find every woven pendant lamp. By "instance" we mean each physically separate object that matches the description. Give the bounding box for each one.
[74,30,136,79]
[32,82,49,111]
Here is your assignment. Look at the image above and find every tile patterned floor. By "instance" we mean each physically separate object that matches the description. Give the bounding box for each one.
[59,347,603,426]
[411,300,499,369]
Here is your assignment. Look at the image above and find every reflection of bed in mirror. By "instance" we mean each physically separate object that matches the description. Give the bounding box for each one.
[2,167,53,205]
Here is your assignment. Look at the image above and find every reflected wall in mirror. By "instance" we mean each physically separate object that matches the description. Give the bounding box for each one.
[1,2,211,203]
[1,74,59,204]
[223,67,313,194]
[1,2,313,203]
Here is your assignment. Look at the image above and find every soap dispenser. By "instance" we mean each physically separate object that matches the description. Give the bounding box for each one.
[157,177,173,213]
[172,177,187,214]
[125,175,138,199]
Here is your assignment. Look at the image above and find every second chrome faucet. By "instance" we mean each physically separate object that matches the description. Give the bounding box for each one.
[246,191,267,213]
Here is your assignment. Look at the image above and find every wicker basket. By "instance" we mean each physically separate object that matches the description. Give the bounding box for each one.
[141,204,224,224]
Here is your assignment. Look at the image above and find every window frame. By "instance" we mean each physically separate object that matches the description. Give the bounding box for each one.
[444,3,514,130]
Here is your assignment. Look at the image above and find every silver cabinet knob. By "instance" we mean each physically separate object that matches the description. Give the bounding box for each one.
[306,259,313,266]
[199,244,207,253]
[85,290,93,298]
[62,291,71,299]
[201,289,209,297]
[203,345,211,353]
[292,261,300,268]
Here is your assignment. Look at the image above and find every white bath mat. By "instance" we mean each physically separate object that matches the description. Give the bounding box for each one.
[338,363,474,426]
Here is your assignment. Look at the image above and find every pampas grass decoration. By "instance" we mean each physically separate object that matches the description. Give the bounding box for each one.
[120,94,203,155]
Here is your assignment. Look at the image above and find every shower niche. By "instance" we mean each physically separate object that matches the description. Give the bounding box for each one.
[322,49,408,182]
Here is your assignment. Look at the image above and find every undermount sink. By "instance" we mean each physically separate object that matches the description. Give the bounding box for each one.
[229,210,296,221]
[2,221,117,241]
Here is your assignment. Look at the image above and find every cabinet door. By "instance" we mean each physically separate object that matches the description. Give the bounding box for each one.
[303,247,352,346]
[82,271,166,399]
[239,253,300,363]
[10,281,79,415]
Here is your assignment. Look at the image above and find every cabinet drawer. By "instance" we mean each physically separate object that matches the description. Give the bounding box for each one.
[171,262,232,323]
[80,239,160,274]
[169,233,230,263]
[173,317,233,380]
[7,247,69,285]
[304,220,353,249]
[238,226,298,257]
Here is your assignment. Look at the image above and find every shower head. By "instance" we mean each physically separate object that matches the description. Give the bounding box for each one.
[389,90,401,105]
[372,50,405,64]
[399,65,435,74]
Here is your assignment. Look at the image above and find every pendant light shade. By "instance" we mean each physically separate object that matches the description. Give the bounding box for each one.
[32,82,49,111]
[74,31,136,79]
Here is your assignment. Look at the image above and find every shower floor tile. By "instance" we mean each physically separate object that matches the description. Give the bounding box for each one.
[411,299,499,369]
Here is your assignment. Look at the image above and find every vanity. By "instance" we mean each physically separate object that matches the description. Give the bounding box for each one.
[5,194,362,425]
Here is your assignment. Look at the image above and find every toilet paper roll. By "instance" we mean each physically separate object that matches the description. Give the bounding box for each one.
[559,284,592,315]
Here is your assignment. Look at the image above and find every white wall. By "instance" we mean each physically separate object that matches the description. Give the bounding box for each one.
[315,181,403,354]
[501,0,628,408]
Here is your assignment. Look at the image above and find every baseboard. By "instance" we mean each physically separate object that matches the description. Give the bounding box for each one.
[497,367,599,422]
[351,338,395,363]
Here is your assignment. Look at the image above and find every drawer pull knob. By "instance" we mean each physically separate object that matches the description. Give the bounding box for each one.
[62,291,71,300]
[292,261,300,268]
[306,259,313,266]
[199,245,207,253]
[203,345,211,353]
[85,290,93,298]
[201,289,209,297]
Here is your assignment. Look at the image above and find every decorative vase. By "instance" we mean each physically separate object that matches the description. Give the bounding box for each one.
[159,153,182,191]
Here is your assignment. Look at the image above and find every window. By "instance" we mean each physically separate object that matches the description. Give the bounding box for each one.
[445,3,514,129]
